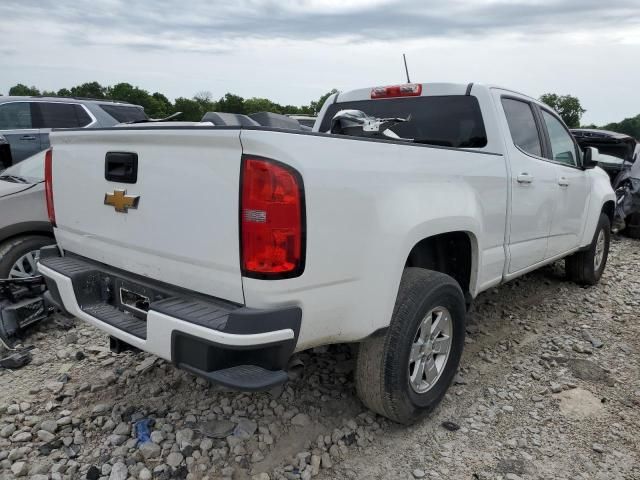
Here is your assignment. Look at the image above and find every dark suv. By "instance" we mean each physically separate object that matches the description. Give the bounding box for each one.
[0,97,147,167]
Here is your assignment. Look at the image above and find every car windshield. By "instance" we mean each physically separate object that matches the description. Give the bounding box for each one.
[1,151,45,183]
[319,95,488,148]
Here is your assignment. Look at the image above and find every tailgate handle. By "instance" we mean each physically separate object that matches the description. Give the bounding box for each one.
[105,152,138,184]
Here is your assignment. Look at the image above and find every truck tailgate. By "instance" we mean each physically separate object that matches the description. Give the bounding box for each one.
[49,128,244,304]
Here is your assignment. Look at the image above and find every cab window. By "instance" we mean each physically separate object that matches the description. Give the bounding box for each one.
[501,98,542,157]
[541,110,578,166]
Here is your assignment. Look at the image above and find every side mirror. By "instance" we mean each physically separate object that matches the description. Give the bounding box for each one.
[582,146,599,169]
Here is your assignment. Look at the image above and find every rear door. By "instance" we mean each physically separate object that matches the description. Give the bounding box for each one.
[538,108,590,256]
[497,94,558,273]
[0,101,41,163]
[50,127,245,303]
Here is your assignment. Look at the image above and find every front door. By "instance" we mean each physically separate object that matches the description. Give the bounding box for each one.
[539,108,590,257]
[497,94,558,274]
[0,102,41,164]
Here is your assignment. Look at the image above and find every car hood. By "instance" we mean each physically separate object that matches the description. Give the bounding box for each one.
[0,180,38,198]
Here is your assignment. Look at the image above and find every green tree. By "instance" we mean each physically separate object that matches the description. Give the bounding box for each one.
[539,93,586,128]
[9,84,40,96]
[603,114,640,139]
[173,97,206,121]
[70,81,107,99]
[150,92,173,118]
[193,91,216,114]
[244,97,284,115]
[56,88,72,97]
[309,89,339,115]
[217,93,245,114]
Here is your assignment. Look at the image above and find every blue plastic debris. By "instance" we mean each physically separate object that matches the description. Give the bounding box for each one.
[134,418,152,443]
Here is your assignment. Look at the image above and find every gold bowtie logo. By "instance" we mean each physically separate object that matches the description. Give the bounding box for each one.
[104,189,140,213]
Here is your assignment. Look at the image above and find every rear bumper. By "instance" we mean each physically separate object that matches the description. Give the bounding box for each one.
[37,249,300,390]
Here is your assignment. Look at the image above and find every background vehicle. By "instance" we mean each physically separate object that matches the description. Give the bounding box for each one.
[38,82,614,424]
[0,97,147,166]
[0,150,53,279]
[571,128,640,237]
[570,128,637,181]
[0,134,10,170]
[287,114,317,128]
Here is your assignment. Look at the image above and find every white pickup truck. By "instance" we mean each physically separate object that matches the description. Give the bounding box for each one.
[37,82,614,424]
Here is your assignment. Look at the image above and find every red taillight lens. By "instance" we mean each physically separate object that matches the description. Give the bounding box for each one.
[371,83,422,99]
[44,148,56,226]
[240,156,305,278]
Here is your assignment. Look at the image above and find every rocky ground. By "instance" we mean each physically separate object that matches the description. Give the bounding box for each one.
[1,236,638,480]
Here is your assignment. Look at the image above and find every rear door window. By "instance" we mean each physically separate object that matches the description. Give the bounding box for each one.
[501,98,542,157]
[319,96,487,148]
[34,102,92,128]
[99,104,147,123]
[0,102,33,129]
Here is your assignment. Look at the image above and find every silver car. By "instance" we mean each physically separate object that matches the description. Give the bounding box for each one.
[0,96,147,165]
[0,150,53,278]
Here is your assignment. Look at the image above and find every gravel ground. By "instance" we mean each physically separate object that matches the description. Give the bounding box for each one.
[0,236,638,480]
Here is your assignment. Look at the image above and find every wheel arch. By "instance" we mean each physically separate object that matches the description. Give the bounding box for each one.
[404,230,479,302]
[601,200,615,224]
[0,222,54,245]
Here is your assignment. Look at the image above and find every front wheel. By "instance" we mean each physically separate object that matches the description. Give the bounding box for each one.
[565,213,610,285]
[355,268,466,424]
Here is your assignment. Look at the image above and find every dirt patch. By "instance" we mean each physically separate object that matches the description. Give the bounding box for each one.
[557,388,604,419]
[567,358,616,386]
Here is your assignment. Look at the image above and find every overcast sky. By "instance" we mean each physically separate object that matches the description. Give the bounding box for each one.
[1,0,639,125]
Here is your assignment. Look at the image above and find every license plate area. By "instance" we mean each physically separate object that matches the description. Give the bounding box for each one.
[112,278,163,319]
[119,287,150,315]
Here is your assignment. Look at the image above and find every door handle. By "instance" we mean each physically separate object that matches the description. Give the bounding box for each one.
[516,173,534,184]
[20,135,37,141]
[558,177,570,187]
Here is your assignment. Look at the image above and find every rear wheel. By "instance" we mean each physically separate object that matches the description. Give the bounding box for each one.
[565,213,610,285]
[355,268,465,424]
[0,235,53,279]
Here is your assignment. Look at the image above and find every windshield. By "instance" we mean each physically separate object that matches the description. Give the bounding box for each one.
[1,151,45,183]
[319,95,487,148]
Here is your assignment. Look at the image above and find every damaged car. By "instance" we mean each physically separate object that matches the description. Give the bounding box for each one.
[571,128,640,237]
[0,149,54,278]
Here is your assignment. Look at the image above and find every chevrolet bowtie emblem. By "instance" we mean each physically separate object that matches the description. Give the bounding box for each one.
[104,189,140,213]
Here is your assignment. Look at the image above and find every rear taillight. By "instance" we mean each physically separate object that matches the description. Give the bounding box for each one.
[371,83,422,99]
[240,156,305,278]
[44,148,56,226]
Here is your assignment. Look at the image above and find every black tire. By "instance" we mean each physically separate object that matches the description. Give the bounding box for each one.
[623,213,640,239]
[355,268,466,424]
[565,213,610,285]
[0,235,53,279]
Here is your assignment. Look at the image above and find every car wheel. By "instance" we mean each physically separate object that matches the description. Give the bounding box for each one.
[0,235,54,279]
[565,213,610,285]
[355,268,466,424]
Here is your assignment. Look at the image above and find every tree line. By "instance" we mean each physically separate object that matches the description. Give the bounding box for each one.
[538,93,639,139]
[3,82,639,139]
[3,82,338,121]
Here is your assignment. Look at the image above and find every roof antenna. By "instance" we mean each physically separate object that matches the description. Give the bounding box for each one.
[403,54,411,83]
